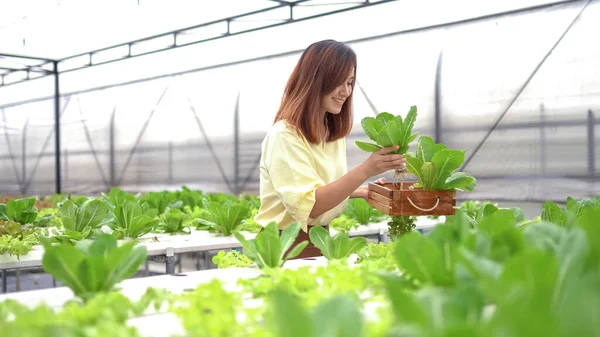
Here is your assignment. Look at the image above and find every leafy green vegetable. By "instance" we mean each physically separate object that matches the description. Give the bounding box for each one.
[156,208,190,234]
[40,234,147,303]
[234,221,308,269]
[309,226,367,260]
[355,106,418,155]
[102,188,137,210]
[268,287,364,337]
[195,198,249,236]
[330,214,359,233]
[139,191,178,215]
[393,231,456,286]
[405,136,476,191]
[60,199,111,233]
[110,200,159,239]
[344,198,387,225]
[212,249,254,268]
[0,220,40,258]
[0,197,38,224]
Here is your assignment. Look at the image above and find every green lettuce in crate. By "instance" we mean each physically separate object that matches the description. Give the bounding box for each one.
[405,136,476,192]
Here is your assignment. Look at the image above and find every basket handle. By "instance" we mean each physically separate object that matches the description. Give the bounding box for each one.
[406,196,440,212]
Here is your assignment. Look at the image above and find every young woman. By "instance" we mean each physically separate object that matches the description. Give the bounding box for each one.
[254,39,406,258]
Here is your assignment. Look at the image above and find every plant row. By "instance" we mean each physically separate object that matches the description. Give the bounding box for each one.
[1,193,598,337]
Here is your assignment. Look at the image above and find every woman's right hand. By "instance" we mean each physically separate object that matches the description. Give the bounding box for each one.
[360,145,406,178]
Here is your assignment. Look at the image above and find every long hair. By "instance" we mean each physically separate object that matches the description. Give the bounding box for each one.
[274,39,357,144]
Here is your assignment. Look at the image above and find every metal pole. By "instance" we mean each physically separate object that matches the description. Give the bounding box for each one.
[53,61,61,194]
[234,92,240,194]
[588,109,595,178]
[540,103,546,175]
[434,50,443,143]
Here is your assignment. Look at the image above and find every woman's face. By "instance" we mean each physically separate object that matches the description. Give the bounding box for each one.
[321,68,354,115]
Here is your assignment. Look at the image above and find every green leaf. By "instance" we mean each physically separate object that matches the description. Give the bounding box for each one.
[375,112,395,125]
[79,199,110,230]
[277,222,302,262]
[523,221,566,254]
[443,172,477,192]
[575,203,600,269]
[420,162,438,190]
[309,226,333,259]
[331,233,367,259]
[360,117,383,142]
[233,231,263,267]
[285,241,309,261]
[376,123,395,147]
[476,209,524,262]
[104,242,147,290]
[431,149,465,190]
[399,105,417,146]
[475,203,499,223]
[268,289,312,337]
[345,198,378,225]
[41,243,87,296]
[416,136,435,162]
[255,226,282,268]
[405,152,424,181]
[394,231,455,286]
[6,198,38,224]
[312,295,363,337]
[541,201,567,226]
[355,141,382,152]
[386,120,405,150]
[379,273,428,325]
[59,200,80,232]
[408,132,419,143]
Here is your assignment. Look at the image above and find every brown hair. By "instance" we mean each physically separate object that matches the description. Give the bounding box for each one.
[274,39,357,144]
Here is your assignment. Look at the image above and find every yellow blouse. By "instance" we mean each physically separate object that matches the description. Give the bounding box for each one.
[254,120,349,232]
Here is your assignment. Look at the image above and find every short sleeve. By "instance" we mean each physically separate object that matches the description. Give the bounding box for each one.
[264,129,324,228]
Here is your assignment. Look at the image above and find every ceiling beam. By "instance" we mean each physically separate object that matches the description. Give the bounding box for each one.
[0,0,391,88]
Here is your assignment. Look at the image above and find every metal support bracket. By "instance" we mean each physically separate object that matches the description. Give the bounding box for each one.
[165,247,175,275]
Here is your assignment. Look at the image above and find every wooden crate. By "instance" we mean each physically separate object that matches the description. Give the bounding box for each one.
[367,182,456,216]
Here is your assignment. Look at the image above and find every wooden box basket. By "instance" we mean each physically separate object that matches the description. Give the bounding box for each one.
[367,182,456,216]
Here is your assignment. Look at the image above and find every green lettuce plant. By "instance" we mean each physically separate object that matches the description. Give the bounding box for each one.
[405,136,476,192]
[40,234,147,303]
[0,197,38,224]
[309,226,367,260]
[234,221,308,269]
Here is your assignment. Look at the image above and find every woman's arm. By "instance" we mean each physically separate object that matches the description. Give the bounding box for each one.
[309,165,369,218]
[309,150,403,219]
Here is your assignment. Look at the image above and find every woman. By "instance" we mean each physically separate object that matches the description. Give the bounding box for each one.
[254,39,406,258]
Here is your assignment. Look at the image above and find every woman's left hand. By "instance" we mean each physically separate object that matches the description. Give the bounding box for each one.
[354,177,386,200]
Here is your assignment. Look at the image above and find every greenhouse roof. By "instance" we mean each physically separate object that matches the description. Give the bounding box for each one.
[0,0,397,86]
[0,0,583,90]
